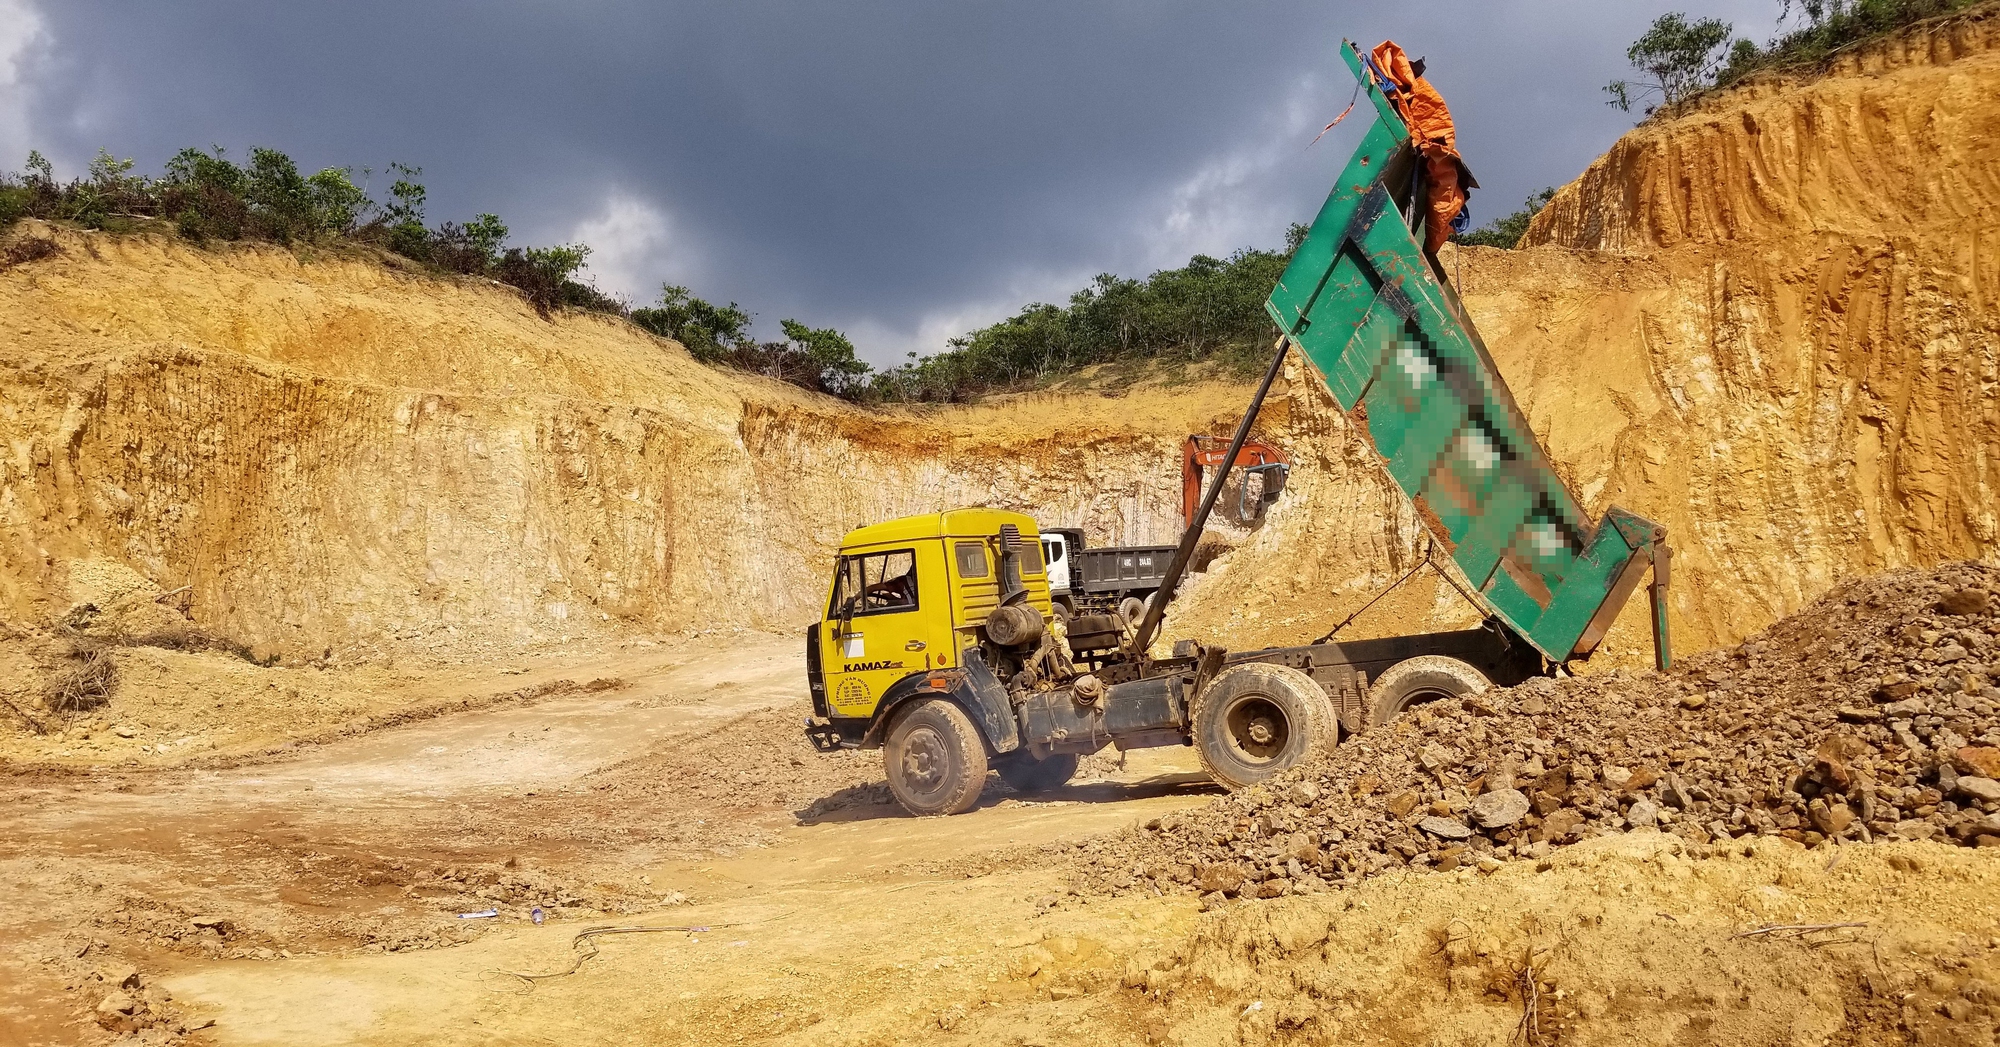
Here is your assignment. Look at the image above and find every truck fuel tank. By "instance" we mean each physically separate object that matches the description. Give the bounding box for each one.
[1018,674,1186,755]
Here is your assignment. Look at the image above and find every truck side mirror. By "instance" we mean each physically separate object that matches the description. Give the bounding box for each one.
[836,561,858,632]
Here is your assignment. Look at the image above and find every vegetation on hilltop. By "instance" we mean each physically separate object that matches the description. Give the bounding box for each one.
[1609,0,1984,116]
[0,147,614,316]
[625,236,1300,404]
[5,0,1980,403]
[874,234,1303,403]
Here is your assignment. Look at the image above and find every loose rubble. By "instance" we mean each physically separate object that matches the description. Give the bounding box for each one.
[1074,562,2000,901]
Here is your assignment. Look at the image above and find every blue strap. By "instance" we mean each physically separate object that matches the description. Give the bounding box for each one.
[1362,53,1398,96]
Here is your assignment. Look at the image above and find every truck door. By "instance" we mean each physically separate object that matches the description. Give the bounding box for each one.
[1042,534,1071,595]
[820,547,938,721]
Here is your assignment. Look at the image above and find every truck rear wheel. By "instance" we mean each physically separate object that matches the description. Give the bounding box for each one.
[1368,656,1491,726]
[1190,663,1336,791]
[996,750,1078,794]
[884,698,990,816]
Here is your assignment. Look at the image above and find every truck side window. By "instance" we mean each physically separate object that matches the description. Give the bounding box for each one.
[953,541,989,578]
[831,549,919,617]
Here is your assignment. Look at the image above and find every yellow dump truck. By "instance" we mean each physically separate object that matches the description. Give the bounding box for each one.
[800,46,1678,817]
[806,507,1392,815]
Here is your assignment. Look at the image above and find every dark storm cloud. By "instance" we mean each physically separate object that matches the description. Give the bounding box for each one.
[8,0,1775,362]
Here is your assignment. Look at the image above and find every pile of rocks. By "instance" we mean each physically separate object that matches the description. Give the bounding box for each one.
[1074,562,2000,901]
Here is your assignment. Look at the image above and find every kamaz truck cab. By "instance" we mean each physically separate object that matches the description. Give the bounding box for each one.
[806,509,1083,813]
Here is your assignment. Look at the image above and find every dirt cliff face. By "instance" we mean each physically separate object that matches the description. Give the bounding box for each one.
[1162,15,2000,665]
[0,233,1240,660]
[6,16,1998,670]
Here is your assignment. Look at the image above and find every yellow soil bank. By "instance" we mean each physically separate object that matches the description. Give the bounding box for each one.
[3,12,1998,691]
[0,232,1242,662]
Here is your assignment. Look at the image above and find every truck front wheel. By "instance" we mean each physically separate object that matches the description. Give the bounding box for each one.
[1190,663,1336,791]
[884,698,990,816]
[1368,656,1491,726]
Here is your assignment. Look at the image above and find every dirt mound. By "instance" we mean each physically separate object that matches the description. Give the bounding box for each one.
[508,702,891,856]
[1080,561,2000,902]
[1098,835,2000,1047]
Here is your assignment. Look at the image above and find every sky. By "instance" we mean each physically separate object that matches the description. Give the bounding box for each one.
[2,0,1781,364]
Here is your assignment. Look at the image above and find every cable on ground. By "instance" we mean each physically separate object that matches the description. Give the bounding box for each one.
[482,913,789,994]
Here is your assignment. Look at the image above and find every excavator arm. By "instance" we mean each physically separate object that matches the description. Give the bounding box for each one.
[1181,435,1290,528]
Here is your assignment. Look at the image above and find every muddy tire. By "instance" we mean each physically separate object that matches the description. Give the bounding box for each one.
[995,750,1079,794]
[1368,656,1491,726]
[1051,600,1074,623]
[1190,663,1336,791]
[884,698,990,816]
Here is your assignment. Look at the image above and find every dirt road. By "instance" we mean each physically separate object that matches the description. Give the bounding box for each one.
[0,633,1217,1046]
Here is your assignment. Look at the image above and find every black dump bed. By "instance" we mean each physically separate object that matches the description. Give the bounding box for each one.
[1075,545,1172,594]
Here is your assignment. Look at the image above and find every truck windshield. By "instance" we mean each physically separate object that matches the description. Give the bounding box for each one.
[830,549,918,617]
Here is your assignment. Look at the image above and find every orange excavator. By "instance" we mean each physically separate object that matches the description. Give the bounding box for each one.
[1181,435,1289,528]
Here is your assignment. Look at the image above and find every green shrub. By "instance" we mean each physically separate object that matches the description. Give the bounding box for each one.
[429,216,501,274]
[305,167,369,235]
[1452,187,1556,249]
[163,146,246,194]
[160,147,250,240]
[0,185,30,229]
[632,284,752,361]
[493,243,595,315]
[382,162,431,260]
[246,148,315,242]
[776,319,870,397]
[1604,13,1736,113]
[464,213,507,264]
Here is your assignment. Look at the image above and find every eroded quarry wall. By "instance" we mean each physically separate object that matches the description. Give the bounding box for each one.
[0,236,1236,659]
[3,16,1997,668]
[1162,17,2000,664]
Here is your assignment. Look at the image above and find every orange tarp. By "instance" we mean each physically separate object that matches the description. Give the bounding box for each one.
[1368,40,1468,255]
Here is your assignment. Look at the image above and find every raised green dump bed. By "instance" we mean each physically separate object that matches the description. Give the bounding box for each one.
[1267,41,1671,668]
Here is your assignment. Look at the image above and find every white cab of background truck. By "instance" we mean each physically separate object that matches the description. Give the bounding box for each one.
[1040,533,1073,595]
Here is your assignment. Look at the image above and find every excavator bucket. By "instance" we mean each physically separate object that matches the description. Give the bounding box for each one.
[1266,40,1670,668]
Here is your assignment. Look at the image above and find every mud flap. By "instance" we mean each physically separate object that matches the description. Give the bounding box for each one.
[957,656,1021,754]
